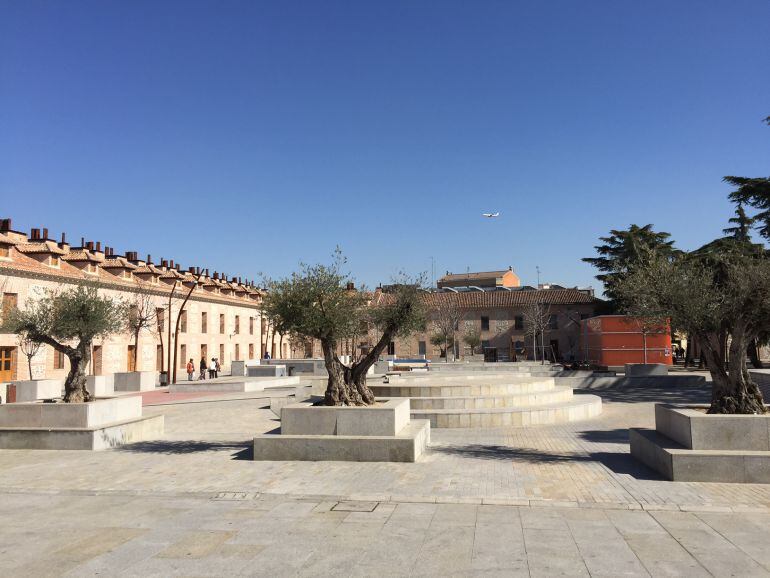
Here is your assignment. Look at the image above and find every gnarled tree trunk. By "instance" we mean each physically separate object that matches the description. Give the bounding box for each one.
[64,341,92,403]
[704,329,766,414]
[321,339,358,406]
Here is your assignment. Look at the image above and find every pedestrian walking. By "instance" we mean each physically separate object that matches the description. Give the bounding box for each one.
[186,359,195,381]
[199,357,207,380]
[215,358,221,377]
[210,357,217,379]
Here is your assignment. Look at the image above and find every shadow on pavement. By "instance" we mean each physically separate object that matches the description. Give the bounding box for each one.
[430,443,663,480]
[116,439,252,459]
[578,429,630,443]
[581,385,710,405]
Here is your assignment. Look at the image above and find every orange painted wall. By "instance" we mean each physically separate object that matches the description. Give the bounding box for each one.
[582,315,672,367]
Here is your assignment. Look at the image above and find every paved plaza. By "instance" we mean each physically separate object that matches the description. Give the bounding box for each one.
[2,381,770,576]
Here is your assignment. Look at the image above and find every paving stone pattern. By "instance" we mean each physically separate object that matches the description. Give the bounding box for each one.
[2,381,770,575]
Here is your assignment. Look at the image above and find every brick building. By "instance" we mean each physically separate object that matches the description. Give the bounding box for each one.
[0,218,289,383]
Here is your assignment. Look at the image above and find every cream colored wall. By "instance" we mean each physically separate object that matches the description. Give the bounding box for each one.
[0,272,282,381]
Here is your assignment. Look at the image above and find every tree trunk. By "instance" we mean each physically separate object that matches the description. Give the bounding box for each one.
[704,329,766,414]
[133,328,140,369]
[321,339,359,406]
[27,355,33,381]
[748,338,763,369]
[63,341,92,403]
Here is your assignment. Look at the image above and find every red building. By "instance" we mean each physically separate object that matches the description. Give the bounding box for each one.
[582,315,672,368]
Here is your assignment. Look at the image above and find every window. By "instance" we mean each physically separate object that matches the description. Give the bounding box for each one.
[54,350,65,370]
[201,344,207,360]
[0,245,8,258]
[219,343,224,361]
[481,316,490,331]
[219,314,225,334]
[418,341,426,356]
[2,293,18,321]
[249,317,254,335]
[201,312,207,333]
[235,344,240,361]
[235,315,240,335]
[127,345,136,372]
[387,341,395,356]
[156,308,165,332]
[49,256,60,267]
[249,344,254,359]
[514,315,524,330]
[156,345,163,371]
[179,344,186,367]
[548,314,558,330]
[180,310,187,333]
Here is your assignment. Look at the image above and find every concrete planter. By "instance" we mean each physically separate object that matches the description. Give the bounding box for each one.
[247,364,286,378]
[266,359,327,376]
[631,404,770,482]
[11,379,63,402]
[230,361,246,376]
[281,399,410,437]
[254,398,430,462]
[86,375,114,397]
[0,396,163,450]
[113,371,156,392]
[625,363,668,377]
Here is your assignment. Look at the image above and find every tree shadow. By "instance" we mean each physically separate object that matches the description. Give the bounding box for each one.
[582,385,711,405]
[117,439,252,459]
[578,429,630,444]
[430,443,662,480]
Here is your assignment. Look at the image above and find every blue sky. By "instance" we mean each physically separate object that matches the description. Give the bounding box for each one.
[2,1,769,293]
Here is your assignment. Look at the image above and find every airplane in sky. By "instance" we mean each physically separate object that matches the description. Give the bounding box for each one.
[482,212,500,218]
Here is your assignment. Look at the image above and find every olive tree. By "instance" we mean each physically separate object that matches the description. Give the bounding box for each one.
[615,242,768,414]
[261,251,426,406]
[462,326,481,356]
[430,293,463,362]
[2,284,127,402]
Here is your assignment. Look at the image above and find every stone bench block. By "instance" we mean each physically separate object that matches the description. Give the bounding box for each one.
[625,363,668,377]
[169,376,300,393]
[247,365,286,377]
[655,404,770,451]
[11,379,63,402]
[113,371,156,392]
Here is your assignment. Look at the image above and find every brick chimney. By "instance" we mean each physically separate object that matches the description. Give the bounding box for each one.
[30,228,41,241]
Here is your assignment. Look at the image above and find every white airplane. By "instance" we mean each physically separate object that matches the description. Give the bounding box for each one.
[482,212,500,218]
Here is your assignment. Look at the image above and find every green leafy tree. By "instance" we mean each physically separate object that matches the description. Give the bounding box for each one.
[261,250,426,406]
[2,284,127,402]
[615,243,768,414]
[724,117,770,239]
[722,203,755,242]
[462,327,481,356]
[582,224,679,303]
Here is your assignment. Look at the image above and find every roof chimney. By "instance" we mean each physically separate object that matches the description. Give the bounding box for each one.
[30,228,40,240]
[147,254,152,264]
[42,228,48,239]
[0,218,11,232]
[86,241,94,251]
[95,241,102,252]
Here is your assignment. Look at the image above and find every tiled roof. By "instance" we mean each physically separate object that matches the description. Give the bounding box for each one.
[132,263,163,275]
[102,257,137,269]
[439,270,510,282]
[0,233,19,245]
[16,241,67,255]
[374,288,597,309]
[62,250,104,263]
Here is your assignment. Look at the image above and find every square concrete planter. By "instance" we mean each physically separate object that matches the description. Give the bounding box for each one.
[113,371,156,392]
[254,398,430,462]
[248,364,286,378]
[11,379,63,402]
[86,375,114,397]
[625,363,668,377]
[281,399,410,436]
[0,396,163,450]
[230,361,246,376]
[631,403,770,482]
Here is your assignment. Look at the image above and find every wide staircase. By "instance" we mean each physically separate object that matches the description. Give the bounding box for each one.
[369,371,601,428]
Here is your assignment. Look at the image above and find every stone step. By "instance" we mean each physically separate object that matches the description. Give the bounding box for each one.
[410,395,603,428]
[370,379,556,398]
[392,374,556,384]
[406,387,574,410]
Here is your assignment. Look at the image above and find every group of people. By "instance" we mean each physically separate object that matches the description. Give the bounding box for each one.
[185,357,221,381]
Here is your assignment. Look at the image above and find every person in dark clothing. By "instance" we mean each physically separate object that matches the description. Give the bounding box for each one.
[199,358,207,380]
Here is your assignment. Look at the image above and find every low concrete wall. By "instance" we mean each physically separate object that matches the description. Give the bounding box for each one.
[266,359,327,376]
[625,363,668,377]
[561,375,706,390]
[12,379,63,402]
[168,376,300,393]
[113,371,156,392]
[281,399,410,437]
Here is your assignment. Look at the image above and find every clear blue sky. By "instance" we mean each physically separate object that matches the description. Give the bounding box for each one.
[2,1,769,293]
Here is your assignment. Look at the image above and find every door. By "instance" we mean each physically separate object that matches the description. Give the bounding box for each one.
[92,346,103,375]
[0,347,16,382]
[550,340,560,362]
[127,345,136,372]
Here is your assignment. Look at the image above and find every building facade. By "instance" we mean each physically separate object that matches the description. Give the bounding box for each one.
[0,219,288,383]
